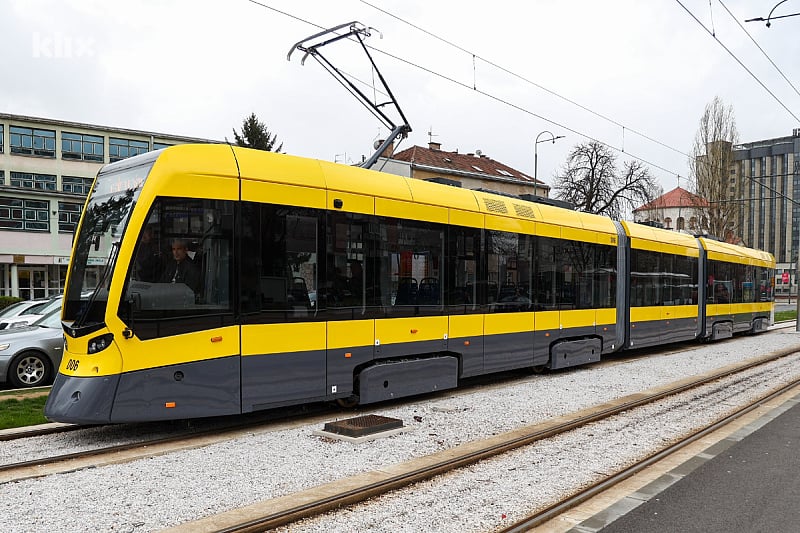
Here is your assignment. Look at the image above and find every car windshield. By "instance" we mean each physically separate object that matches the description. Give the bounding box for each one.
[33,308,63,329]
[21,300,51,315]
[0,301,28,319]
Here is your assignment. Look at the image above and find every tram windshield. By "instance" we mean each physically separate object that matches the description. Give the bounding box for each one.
[62,158,155,331]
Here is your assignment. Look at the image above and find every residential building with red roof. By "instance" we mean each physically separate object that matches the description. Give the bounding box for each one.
[632,186,709,234]
[372,141,550,198]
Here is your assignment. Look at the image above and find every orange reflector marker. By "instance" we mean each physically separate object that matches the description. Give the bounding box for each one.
[603,327,608,332]
[165,402,176,408]
[464,340,470,346]
[545,333,550,337]
[345,352,352,358]
[211,336,223,343]
[410,329,418,334]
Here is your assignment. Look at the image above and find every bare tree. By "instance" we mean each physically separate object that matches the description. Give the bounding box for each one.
[689,96,740,241]
[553,141,661,219]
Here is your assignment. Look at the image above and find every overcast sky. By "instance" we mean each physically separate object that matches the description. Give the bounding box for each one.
[2,0,799,192]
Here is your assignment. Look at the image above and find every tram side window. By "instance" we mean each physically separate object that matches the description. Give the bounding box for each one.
[240,202,322,323]
[485,230,532,313]
[325,211,382,320]
[378,217,445,317]
[755,267,775,302]
[592,244,617,308]
[708,260,733,304]
[630,249,660,307]
[120,198,235,337]
[445,226,482,314]
[671,255,698,305]
[534,237,559,310]
[757,266,774,302]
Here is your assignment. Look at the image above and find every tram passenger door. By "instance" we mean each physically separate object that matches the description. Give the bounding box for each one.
[238,200,327,412]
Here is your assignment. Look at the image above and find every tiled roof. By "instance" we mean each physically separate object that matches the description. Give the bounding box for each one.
[633,186,708,212]
[391,145,549,188]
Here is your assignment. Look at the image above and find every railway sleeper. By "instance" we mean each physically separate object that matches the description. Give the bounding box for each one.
[356,355,459,405]
[549,336,603,370]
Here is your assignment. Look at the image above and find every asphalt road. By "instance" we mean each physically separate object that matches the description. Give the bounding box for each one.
[600,397,800,533]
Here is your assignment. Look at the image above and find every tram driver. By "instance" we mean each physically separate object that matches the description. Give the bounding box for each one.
[160,238,201,294]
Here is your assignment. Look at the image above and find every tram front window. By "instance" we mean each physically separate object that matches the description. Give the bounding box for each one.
[63,159,154,331]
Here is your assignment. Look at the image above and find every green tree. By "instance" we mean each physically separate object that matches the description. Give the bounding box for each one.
[233,113,283,152]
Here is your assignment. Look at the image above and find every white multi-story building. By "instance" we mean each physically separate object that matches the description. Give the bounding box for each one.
[0,113,213,299]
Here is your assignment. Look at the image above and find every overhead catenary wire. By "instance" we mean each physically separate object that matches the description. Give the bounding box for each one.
[247,0,689,182]
[246,0,797,208]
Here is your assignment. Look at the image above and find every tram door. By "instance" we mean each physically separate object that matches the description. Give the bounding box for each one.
[17,267,47,300]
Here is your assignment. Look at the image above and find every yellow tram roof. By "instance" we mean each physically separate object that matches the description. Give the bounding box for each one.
[620,220,700,257]
[699,237,775,268]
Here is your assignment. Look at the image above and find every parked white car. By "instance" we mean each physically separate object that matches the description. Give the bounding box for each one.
[0,298,53,331]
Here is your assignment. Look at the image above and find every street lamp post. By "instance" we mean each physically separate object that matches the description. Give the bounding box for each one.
[534,131,565,198]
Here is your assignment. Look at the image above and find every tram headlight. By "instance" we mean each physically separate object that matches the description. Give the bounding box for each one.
[87,333,114,354]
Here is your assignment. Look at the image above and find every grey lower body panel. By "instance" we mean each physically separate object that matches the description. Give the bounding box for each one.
[44,373,120,424]
[242,350,325,412]
[112,355,241,421]
[484,331,534,373]
[629,318,698,348]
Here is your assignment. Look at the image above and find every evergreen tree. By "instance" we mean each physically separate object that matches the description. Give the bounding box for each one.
[233,113,283,152]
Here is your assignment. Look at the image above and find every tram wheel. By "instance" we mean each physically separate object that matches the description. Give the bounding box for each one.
[336,395,359,408]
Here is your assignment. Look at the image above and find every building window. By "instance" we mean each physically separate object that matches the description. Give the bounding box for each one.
[9,126,56,157]
[0,124,4,154]
[58,202,82,233]
[62,176,94,195]
[109,138,149,162]
[0,197,49,231]
[10,171,56,191]
[153,142,172,151]
[62,132,104,162]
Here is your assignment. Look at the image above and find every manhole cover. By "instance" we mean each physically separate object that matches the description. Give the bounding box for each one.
[323,414,403,438]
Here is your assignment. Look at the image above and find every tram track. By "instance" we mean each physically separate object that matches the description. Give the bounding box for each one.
[162,343,800,533]
[498,377,800,532]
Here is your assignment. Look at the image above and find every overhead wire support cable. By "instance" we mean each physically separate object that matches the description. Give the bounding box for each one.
[675,0,800,122]
[718,0,800,99]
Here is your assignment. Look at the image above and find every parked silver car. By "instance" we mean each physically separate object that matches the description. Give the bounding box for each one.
[0,308,64,388]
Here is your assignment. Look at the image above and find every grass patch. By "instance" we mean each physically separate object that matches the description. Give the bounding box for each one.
[0,396,49,429]
[775,310,797,322]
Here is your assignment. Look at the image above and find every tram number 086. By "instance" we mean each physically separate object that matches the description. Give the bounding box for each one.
[66,359,80,372]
